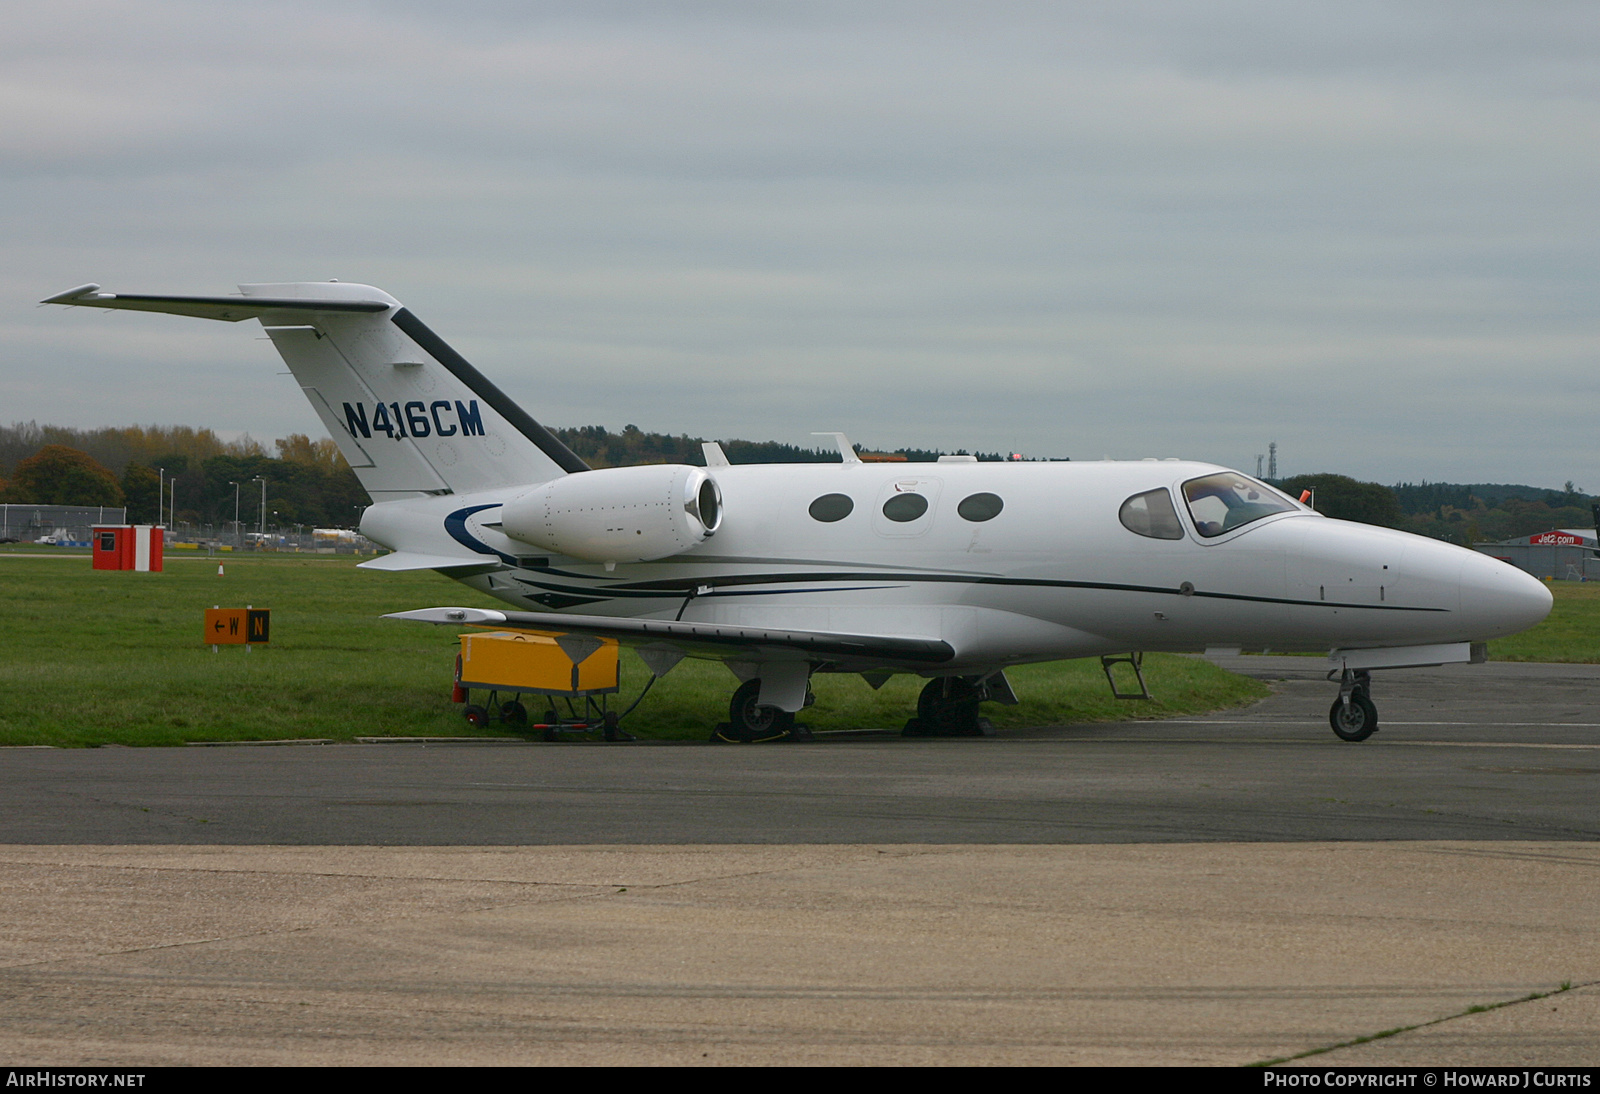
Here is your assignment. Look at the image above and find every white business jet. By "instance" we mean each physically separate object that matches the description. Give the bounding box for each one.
[45,281,1553,741]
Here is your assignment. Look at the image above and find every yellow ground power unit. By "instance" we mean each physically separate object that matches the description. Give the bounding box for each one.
[454,630,627,740]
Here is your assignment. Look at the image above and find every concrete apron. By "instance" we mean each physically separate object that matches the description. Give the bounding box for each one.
[0,842,1595,1067]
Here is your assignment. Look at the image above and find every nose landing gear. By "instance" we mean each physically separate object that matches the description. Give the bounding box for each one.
[1328,668,1378,741]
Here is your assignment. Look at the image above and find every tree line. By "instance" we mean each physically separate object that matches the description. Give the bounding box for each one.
[0,421,1006,528]
[0,423,366,529]
[1,420,1589,544]
[1271,473,1595,545]
[549,423,1005,467]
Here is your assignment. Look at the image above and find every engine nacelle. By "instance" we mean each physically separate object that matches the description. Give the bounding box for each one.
[500,464,723,564]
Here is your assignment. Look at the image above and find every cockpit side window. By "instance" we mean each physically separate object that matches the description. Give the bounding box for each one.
[1182,472,1297,538]
[1119,488,1185,540]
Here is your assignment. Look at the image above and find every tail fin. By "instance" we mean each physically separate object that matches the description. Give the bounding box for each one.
[43,281,588,500]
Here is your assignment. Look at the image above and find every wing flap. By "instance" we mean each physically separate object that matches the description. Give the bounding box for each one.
[385,606,955,666]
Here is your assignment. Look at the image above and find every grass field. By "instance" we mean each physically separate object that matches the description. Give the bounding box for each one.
[1488,580,1600,662]
[0,552,1269,747]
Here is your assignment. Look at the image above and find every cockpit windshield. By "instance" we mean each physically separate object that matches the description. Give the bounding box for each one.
[1182,473,1299,538]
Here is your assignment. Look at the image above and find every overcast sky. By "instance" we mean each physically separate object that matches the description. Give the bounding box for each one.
[4,1,1596,487]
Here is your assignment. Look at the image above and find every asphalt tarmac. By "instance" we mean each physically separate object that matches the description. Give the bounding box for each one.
[2,658,1597,1065]
[2,659,1596,845]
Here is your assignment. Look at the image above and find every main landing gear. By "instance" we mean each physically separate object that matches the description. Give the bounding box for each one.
[1328,668,1378,742]
[715,678,815,743]
[713,667,1011,743]
[902,676,998,737]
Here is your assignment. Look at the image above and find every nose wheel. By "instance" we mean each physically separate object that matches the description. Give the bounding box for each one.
[1328,669,1378,741]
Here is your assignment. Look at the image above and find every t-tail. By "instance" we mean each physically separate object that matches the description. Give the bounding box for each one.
[41,281,588,501]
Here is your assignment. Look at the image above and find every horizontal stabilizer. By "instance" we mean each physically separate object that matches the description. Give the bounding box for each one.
[44,280,586,498]
[358,553,503,574]
[41,284,390,322]
[386,606,956,666]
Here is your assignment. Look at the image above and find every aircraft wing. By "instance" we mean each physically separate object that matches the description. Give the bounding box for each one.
[40,284,390,322]
[385,606,956,668]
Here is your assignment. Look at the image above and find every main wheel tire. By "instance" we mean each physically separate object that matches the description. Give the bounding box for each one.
[728,679,794,743]
[499,700,528,727]
[1329,694,1379,741]
[917,677,983,736]
[463,704,490,729]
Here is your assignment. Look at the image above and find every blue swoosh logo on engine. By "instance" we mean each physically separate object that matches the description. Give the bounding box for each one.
[443,504,517,566]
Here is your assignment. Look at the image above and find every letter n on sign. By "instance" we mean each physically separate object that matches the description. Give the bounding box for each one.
[246,609,270,644]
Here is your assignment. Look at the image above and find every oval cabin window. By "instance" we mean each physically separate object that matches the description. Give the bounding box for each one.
[808,493,854,522]
[881,493,929,523]
[956,492,1003,522]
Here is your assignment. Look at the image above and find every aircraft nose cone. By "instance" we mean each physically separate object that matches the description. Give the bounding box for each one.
[1456,549,1553,639]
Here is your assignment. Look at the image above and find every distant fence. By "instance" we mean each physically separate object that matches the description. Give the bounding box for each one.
[0,509,373,554]
[0,504,127,546]
[165,525,375,554]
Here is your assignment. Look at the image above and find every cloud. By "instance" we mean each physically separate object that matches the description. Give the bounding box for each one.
[4,0,1598,486]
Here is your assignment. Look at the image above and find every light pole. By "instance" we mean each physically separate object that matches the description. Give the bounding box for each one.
[253,476,266,538]
[229,481,240,548]
[157,468,164,527]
